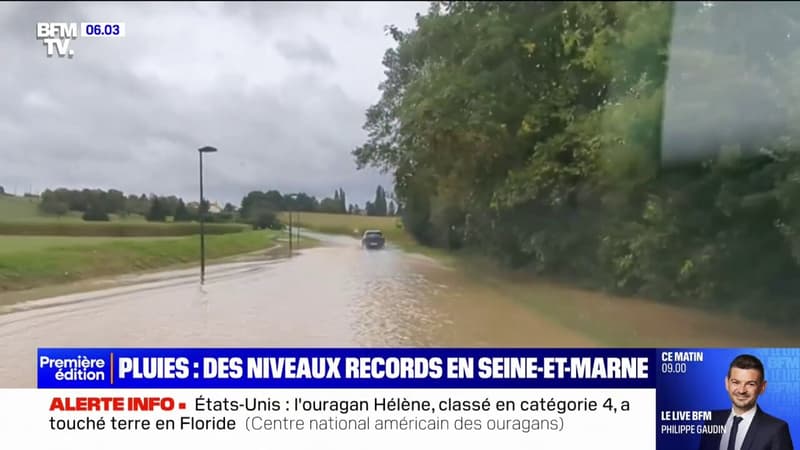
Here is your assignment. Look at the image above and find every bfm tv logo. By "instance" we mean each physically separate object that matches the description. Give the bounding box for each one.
[36,22,78,58]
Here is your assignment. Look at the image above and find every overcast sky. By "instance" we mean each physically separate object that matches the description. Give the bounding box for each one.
[0,1,427,207]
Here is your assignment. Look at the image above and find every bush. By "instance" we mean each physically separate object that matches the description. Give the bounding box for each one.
[251,210,280,230]
[39,199,69,216]
[82,208,110,222]
[216,212,235,222]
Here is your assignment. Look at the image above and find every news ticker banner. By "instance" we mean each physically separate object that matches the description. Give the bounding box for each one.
[0,347,794,450]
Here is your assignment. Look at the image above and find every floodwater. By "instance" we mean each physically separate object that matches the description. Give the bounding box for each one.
[0,232,796,387]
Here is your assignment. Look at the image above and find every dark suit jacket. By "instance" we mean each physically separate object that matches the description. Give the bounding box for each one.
[698,406,794,450]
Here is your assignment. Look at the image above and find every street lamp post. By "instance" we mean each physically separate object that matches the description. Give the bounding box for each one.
[288,205,293,256]
[198,146,217,284]
[287,193,300,256]
[295,210,300,248]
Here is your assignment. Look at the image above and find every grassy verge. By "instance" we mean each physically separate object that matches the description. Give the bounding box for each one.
[0,230,299,292]
[0,221,248,236]
[0,236,184,254]
[282,211,462,265]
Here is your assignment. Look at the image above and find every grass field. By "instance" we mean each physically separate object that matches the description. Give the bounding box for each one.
[0,221,249,236]
[0,193,248,236]
[0,194,37,217]
[280,211,413,244]
[0,236,184,254]
[0,196,418,292]
[0,194,212,224]
[0,230,299,292]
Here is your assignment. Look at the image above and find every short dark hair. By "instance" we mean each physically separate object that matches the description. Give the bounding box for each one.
[728,354,765,381]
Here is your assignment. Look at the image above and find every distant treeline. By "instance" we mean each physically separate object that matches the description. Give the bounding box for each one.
[355,2,800,325]
[37,188,236,222]
[32,184,401,226]
[239,185,400,218]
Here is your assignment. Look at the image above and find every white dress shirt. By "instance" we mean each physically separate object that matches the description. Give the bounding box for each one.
[719,405,758,450]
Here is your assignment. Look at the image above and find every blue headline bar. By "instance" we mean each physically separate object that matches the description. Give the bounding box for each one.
[37,348,656,389]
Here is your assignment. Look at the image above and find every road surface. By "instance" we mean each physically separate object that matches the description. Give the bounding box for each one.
[0,232,796,387]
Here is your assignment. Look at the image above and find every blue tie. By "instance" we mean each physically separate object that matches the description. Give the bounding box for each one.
[728,416,743,450]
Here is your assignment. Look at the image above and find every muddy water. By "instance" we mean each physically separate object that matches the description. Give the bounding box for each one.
[0,232,796,387]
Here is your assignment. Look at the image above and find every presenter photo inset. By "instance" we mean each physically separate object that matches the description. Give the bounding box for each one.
[699,354,794,450]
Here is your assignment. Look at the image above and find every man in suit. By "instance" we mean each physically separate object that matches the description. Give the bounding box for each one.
[699,354,793,450]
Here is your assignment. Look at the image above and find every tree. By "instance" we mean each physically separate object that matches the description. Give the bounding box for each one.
[106,189,125,213]
[0,186,4,194]
[264,190,284,210]
[282,192,317,212]
[241,191,282,218]
[371,185,387,216]
[388,201,396,216]
[145,197,168,222]
[223,202,236,213]
[339,188,347,213]
[39,197,69,217]
[173,199,192,222]
[123,194,148,216]
[319,197,340,213]
[251,209,280,230]
[82,206,109,221]
[348,1,800,325]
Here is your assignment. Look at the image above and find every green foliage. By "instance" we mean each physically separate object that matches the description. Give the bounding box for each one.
[354,1,800,325]
[173,199,193,222]
[251,209,280,230]
[319,197,341,214]
[369,185,388,216]
[240,190,327,217]
[82,207,110,222]
[37,187,193,219]
[145,198,169,222]
[339,188,347,214]
[39,198,69,216]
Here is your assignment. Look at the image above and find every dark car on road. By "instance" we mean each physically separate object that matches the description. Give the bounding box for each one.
[361,230,385,249]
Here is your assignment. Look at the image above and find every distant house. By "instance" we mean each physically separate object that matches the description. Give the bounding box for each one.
[188,201,222,213]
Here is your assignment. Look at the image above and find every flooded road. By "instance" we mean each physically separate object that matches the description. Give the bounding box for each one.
[0,232,797,387]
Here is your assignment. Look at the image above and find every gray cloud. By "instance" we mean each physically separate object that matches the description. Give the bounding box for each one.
[275,35,335,67]
[0,2,427,206]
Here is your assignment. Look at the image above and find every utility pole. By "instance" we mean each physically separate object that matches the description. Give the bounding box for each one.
[198,146,218,284]
[288,209,293,256]
[295,211,300,248]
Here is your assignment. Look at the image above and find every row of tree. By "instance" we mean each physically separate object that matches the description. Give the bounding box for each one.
[37,188,237,222]
[354,2,800,324]
[34,186,400,223]
[239,186,400,219]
